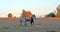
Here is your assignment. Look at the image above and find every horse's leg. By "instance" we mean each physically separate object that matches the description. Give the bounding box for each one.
[30,21,32,26]
[20,21,22,26]
[33,21,34,26]
[25,21,27,26]
[30,20,34,26]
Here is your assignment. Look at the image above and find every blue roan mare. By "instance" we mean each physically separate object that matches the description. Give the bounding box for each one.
[20,15,36,26]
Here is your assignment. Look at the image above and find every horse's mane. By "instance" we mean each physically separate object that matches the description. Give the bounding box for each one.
[21,10,32,18]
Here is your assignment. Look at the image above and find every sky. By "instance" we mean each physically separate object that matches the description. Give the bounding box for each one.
[0,0,60,18]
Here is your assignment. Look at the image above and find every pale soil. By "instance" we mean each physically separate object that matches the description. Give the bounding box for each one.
[0,18,60,32]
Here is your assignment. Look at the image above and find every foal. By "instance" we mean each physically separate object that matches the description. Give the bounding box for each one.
[29,15,36,26]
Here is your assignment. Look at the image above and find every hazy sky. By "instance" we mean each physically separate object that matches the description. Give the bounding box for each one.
[0,0,60,17]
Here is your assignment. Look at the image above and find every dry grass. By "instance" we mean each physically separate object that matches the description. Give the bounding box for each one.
[0,18,60,32]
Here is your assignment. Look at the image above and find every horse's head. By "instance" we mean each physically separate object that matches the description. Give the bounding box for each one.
[32,15,36,19]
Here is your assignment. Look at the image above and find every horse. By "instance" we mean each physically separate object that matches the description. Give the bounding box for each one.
[20,15,36,26]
